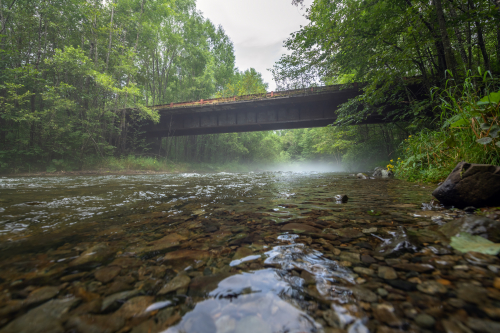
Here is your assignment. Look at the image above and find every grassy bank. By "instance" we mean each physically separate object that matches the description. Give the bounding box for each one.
[395,73,500,183]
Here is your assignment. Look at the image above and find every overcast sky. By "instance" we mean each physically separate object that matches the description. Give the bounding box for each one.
[196,0,311,91]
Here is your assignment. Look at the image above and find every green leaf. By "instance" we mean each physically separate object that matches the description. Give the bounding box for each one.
[496,141,500,148]
[477,90,500,105]
[490,128,499,139]
[450,118,468,128]
[476,137,492,145]
[480,123,491,130]
[450,232,500,255]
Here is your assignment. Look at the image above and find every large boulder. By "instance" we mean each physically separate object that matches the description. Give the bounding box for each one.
[432,162,500,208]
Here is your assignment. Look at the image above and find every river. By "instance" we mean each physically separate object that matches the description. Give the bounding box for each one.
[0,172,497,333]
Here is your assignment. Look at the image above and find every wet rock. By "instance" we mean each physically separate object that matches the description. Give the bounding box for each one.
[362,227,377,234]
[432,162,500,208]
[374,226,418,257]
[386,279,417,291]
[101,289,140,311]
[0,298,80,333]
[466,317,500,333]
[94,265,121,283]
[0,300,23,317]
[115,296,154,319]
[361,254,377,264]
[69,243,114,268]
[377,288,388,297]
[350,286,378,303]
[392,263,434,273]
[233,247,253,260]
[339,252,361,264]
[24,286,59,306]
[353,267,375,276]
[130,308,180,333]
[188,273,232,297]
[109,257,141,268]
[60,272,87,282]
[416,281,447,295]
[442,319,473,333]
[333,228,363,239]
[301,270,316,285]
[158,274,191,294]
[334,194,348,203]
[456,282,488,304]
[373,168,394,178]
[163,250,210,262]
[357,173,368,179]
[440,215,500,242]
[104,280,133,295]
[281,223,321,233]
[141,233,187,255]
[66,313,125,333]
[464,251,497,266]
[378,266,397,280]
[414,313,435,328]
[373,304,404,327]
[71,298,103,315]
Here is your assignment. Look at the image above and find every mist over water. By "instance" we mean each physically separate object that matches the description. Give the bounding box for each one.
[260,161,346,173]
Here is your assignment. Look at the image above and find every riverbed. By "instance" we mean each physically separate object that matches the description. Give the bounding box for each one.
[0,172,499,333]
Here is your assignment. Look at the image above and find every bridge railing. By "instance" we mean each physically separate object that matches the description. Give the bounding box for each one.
[150,83,359,110]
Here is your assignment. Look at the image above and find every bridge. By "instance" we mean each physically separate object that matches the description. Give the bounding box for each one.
[141,83,392,137]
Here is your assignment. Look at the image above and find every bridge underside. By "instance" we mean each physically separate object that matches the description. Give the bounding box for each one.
[142,87,389,137]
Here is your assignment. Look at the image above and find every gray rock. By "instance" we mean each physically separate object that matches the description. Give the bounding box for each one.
[439,215,500,243]
[158,274,191,295]
[334,194,348,203]
[415,314,435,328]
[373,168,394,178]
[416,281,447,295]
[339,252,361,263]
[0,298,80,333]
[101,289,140,311]
[66,314,125,333]
[24,286,59,306]
[69,243,114,268]
[432,161,500,208]
[350,286,377,303]
[466,318,500,333]
[378,266,397,280]
[356,173,368,179]
[353,267,375,276]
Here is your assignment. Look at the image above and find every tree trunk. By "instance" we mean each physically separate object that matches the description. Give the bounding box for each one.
[433,0,456,77]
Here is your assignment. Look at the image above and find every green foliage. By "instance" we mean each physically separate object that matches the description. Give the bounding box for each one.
[396,71,500,182]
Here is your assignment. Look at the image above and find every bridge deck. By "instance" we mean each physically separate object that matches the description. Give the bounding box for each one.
[141,83,391,137]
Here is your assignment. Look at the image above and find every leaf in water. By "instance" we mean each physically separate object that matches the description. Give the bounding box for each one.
[478,90,500,105]
[450,232,500,255]
[476,137,493,145]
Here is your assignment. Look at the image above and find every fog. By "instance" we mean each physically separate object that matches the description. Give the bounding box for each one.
[258,161,346,172]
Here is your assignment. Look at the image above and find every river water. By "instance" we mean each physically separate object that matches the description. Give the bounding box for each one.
[0,172,498,333]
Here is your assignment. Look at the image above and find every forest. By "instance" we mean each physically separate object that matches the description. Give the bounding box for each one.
[0,0,499,180]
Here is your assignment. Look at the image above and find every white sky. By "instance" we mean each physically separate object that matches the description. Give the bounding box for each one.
[196,0,311,91]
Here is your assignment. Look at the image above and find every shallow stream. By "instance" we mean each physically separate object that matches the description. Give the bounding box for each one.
[0,172,499,333]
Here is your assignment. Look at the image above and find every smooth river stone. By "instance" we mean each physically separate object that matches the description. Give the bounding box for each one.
[163,250,210,261]
[143,233,187,254]
[94,266,121,283]
[66,313,125,333]
[281,223,321,233]
[158,275,191,295]
[115,296,154,319]
[233,247,253,260]
[24,286,60,306]
[0,298,80,333]
[332,228,364,238]
[69,243,114,267]
[393,263,435,273]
